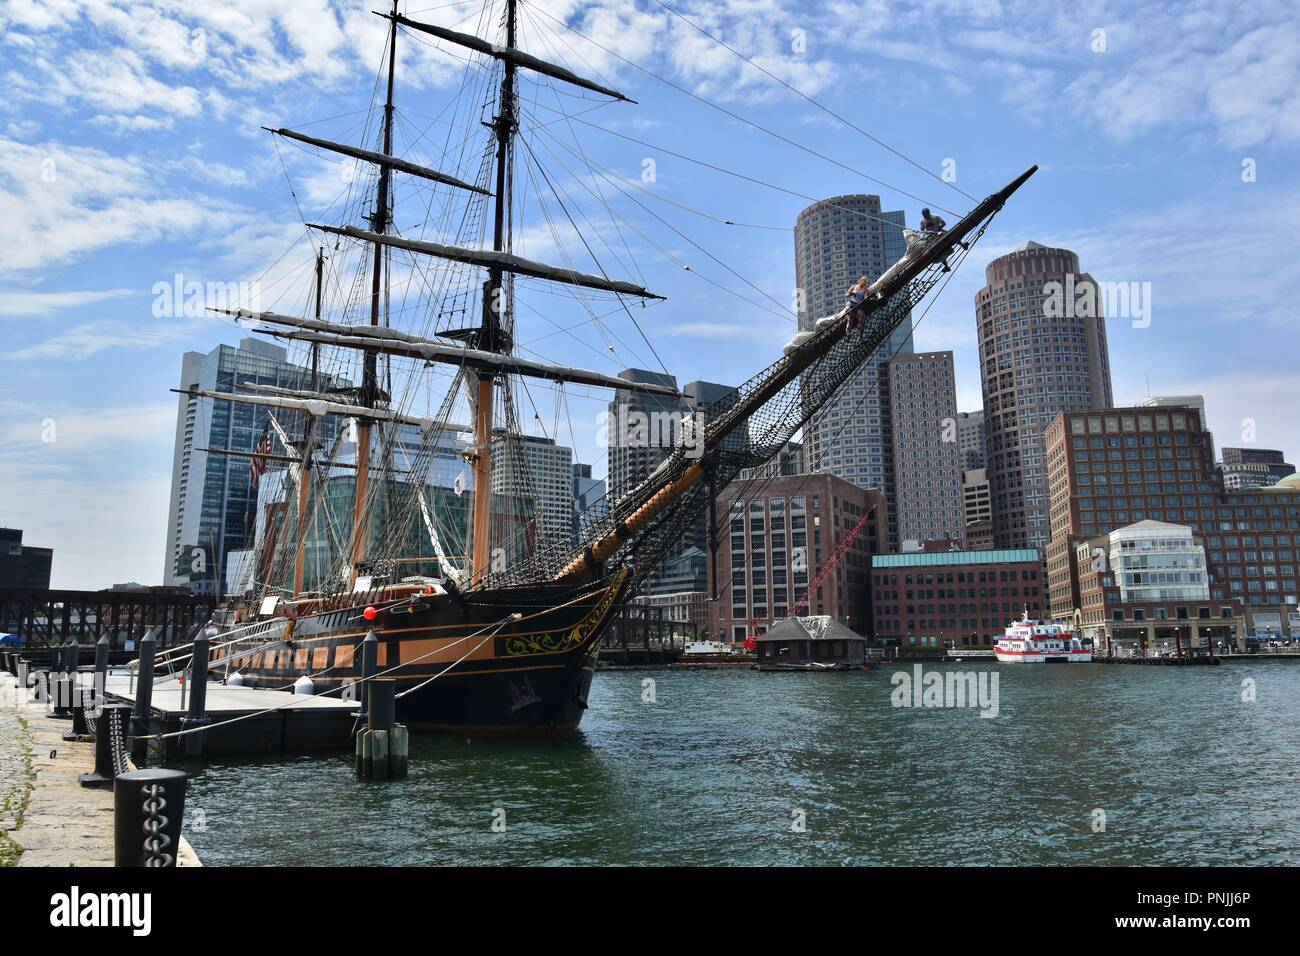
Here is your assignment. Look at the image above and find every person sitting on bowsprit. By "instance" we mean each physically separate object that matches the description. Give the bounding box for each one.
[920,208,946,233]
[844,275,870,331]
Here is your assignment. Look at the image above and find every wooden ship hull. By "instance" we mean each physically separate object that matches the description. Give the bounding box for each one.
[214,571,632,734]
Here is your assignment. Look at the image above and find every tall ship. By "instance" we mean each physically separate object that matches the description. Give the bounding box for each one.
[184,0,1036,733]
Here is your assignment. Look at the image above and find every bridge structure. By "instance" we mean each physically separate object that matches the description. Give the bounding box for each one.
[0,587,216,653]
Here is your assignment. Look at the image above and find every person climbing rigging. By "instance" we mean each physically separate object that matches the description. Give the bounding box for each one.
[920,208,947,233]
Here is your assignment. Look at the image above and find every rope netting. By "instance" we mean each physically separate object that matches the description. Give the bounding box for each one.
[485,215,995,593]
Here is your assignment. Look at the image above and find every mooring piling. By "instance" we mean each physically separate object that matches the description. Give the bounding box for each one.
[79,703,131,789]
[355,678,408,779]
[114,768,187,867]
[358,629,379,723]
[179,632,211,758]
[130,635,156,765]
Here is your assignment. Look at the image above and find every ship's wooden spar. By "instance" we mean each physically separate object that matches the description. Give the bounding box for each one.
[381,11,635,103]
[264,127,491,196]
[556,165,1040,583]
[174,387,472,434]
[307,224,663,300]
[215,308,681,397]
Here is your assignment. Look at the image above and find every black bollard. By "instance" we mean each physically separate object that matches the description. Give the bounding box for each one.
[51,641,65,674]
[63,686,92,741]
[130,636,156,766]
[93,634,110,705]
[358,630,378,723]
[113,768,187,867]
[368,678,395,732]
[49,671,73,719]
[65,639,80,675]
[179,634,211,759]
[80,704,131,789]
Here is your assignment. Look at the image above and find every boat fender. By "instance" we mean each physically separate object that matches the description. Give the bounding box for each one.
[293,674,315,696]
[227,671,245,687]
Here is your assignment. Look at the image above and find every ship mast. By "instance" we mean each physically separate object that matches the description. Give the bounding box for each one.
[350,0,399,588]
[292,247,326,595]
[471,0,519,583]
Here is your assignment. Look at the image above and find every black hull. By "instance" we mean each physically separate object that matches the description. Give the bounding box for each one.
[216,570,631,735]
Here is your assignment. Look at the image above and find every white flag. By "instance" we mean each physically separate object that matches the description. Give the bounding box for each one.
[453,471,465,497]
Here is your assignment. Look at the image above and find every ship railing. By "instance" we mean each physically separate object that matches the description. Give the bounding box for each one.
[128,616,292,684]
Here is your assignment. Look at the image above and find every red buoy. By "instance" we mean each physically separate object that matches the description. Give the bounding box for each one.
[363,606,379,621]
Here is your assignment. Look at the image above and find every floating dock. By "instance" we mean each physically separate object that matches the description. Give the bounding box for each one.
[103,674,359,759]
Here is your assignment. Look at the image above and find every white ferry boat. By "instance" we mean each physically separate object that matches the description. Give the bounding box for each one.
[993,612,1092,663]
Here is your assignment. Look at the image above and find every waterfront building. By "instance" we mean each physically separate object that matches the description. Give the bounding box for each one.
[1045,405,1300,648]
[795,194,913,547]
[956,410,986,471]
[0,528,53,589]
[164,338,349,596]
[1071,519,1241,656]
[888,351,964,549]
[630,588,707,633]
[870,548,1045,647]
[754,616,867,670]
[976,242,1113,551]
[1219,447,1296,490]
[707,473,887,642]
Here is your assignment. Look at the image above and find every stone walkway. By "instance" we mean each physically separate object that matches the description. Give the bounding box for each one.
[0,675,33,865]
[0,671,198,867]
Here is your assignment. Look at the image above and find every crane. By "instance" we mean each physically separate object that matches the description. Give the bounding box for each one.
[744,506,874,651]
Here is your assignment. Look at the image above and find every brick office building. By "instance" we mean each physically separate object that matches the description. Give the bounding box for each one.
[870,548,1045,648]
[1045,405,1300,651]
[707,474,887,642]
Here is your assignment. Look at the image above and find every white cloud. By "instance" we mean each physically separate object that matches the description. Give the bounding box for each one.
[0,288,134,316]
[5,318,204,360]
[0,137,250,272]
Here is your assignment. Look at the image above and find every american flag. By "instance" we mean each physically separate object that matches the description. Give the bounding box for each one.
[249,429,273,485]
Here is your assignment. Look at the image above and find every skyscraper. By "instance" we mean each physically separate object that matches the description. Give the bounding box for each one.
[606,371,734,566]
[977,242,1113,551]
[795,194,913,547]
[956,410,986,471]
[164,338,347,596]
[571,462,608,545]
[490,432,573,549]
[887,351,964,547]
[605,368,683,506]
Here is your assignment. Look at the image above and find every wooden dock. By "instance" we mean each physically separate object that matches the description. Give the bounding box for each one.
[103,674,359,759]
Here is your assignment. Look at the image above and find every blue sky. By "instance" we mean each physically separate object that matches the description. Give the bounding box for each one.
[2,0,1298,589]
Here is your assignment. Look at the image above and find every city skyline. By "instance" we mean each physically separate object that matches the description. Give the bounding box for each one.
[3,1,1298,589]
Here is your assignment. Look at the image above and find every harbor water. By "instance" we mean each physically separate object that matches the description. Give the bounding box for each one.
[180,662,1300,865]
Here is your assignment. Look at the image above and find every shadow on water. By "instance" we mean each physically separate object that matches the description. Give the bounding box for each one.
[179,663,1300,866]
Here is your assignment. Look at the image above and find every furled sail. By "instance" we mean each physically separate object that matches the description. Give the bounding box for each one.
[219,308,680,396]
[265,127,491,196]
[176,387,472,434]
[384,12,634,103]
[307,224,663,300]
